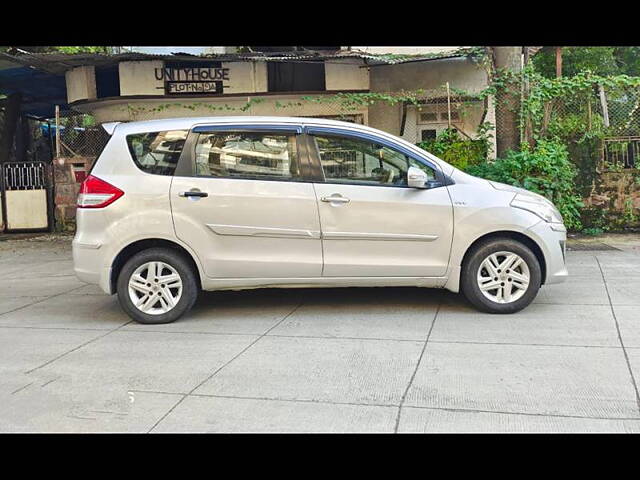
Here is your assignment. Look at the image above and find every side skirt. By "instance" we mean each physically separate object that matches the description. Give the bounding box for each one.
[200,276,450,291]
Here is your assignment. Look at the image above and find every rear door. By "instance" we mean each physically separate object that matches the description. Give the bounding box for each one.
[170,124,322,278]
[306,126,454,277]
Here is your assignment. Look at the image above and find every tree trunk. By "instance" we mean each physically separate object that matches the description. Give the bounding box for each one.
[491,47,522,157]
[555,47,563,78]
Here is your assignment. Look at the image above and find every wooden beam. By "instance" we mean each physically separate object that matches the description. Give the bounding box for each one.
[555,47,563,78]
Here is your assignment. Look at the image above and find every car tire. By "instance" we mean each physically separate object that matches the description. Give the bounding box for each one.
[116,247,198,324]
[460,238,541,314]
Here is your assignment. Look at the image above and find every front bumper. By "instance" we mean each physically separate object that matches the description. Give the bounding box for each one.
[526,220,568,285]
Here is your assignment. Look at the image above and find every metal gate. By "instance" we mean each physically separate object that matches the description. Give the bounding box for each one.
[0,161,52,232]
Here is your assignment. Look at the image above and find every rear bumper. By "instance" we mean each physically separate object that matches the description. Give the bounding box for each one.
[72,239,113,294]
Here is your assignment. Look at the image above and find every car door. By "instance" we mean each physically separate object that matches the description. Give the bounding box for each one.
[306,126,454,277]
[170,124,322,278]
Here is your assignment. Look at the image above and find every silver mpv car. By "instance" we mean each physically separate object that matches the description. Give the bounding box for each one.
[73,116,568,324]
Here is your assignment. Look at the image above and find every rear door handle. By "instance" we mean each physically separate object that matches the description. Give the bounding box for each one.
[321,194,350,204]
[179,190,208,198]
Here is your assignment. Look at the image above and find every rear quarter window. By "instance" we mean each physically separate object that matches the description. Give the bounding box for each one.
[126,130,188,176]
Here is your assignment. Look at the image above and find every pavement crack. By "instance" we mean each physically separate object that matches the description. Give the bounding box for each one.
[147,298,305,433]
[24,320,133,374]
[596,255,640,415]
[394,300,441,433]
[189,392,399,409]
[11,382,33,395]
[406,404,640,422]
[0,284,87,318]
[41,377,59,388]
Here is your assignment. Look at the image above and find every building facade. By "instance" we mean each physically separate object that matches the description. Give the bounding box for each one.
[62,48,493,146]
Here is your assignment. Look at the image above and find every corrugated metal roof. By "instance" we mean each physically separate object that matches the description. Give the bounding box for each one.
[0,47,487,118]
[0,47,484,74]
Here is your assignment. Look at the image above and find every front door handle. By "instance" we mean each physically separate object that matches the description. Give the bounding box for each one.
[321,194,350,204]
[179,190,208,198]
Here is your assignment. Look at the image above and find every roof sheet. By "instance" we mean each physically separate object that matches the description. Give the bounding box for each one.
[0,47,484,74]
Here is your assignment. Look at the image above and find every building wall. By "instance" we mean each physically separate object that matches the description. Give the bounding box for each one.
[325,59,369,90]
[368,103,403,137]
[369,56,487,94]
[368,57,490,142]
[222,61,268,94]
[72,94,369,124]
[65,56,489,144]
[66,58,370,105]
[65,66,97,103]
[119,61,164,96]
[583,171,640,227]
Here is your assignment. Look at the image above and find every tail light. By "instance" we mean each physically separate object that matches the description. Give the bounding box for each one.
[77,175,124,208]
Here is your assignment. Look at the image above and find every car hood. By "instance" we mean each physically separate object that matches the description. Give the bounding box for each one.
[449,168,557,207]
[487,180,553,204]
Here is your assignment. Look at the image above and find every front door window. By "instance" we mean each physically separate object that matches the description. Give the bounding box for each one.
[312,134,435,186]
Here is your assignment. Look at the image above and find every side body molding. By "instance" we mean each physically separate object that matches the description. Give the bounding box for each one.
[207,223,321,239]
[206,224,438,242]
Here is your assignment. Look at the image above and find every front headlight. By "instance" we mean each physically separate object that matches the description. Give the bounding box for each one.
[510,193,563,224]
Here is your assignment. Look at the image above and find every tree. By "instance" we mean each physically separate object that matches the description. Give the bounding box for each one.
[612,47,640,76]
[54,46,112,54]
[5,46,114,54]
[490,46,523,157]
[531,46,640,78]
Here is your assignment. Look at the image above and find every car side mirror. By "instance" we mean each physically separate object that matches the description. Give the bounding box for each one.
[407,166,428,188]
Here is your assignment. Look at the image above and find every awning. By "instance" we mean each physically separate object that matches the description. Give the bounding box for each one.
[0,65,67,119]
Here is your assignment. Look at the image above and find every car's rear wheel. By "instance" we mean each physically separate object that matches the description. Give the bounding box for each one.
[460,238,541,314]
[116,248,198,324]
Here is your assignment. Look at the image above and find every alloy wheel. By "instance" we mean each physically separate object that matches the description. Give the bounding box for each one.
[128,261,183,315]
[476,251,530,304]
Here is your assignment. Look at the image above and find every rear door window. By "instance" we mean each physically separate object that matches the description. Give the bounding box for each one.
[194,131,300,180]
[126,130,188,176]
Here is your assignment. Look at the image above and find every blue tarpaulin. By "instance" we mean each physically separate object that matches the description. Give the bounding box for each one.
[0,66,68,119]
[39,123,85,137]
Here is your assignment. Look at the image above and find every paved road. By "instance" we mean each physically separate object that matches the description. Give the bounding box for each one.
[1,234,640,432]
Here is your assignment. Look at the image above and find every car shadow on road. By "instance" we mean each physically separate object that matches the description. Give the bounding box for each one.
[194,286,465,312]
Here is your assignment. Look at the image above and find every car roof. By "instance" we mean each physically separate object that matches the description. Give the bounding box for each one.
[111,116,380,135]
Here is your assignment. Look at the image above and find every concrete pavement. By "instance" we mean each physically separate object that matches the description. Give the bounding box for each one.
[1,233,640,433]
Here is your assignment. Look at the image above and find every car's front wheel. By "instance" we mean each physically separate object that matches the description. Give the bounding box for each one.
[460,238,541,314]
[116,248,198,324]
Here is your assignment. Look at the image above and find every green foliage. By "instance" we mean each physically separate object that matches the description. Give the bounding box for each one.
[532,47,640,79]
[54,46,110,54]
[580,206,612,233]
[522,69,640,140]
[581,227,605,236]
[580,199,640,232]
[368,47,487,65]
[612,47,640,77]
[533,47,619,78]
[123,89,434,116]
[301,90,427,108]
[466,140,584,230]
[2,46,115,55]
[623,198,639,224]
[416,127,489,171]
[547,112,605,143]
[461,64,640,143]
